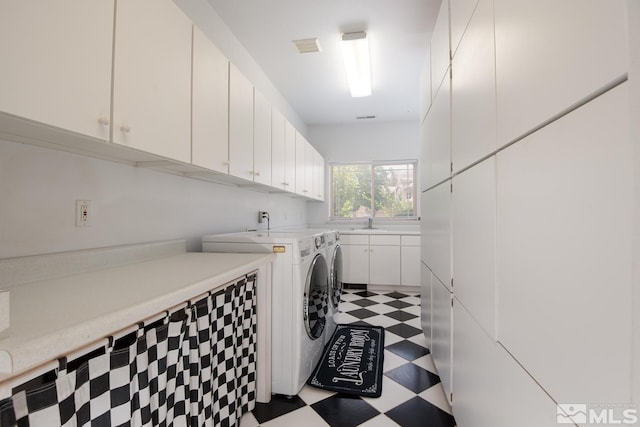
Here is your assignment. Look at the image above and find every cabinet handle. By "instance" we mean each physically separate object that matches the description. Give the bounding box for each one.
[282,182,289,186]
[252,171,261,176]
[223,161,230,166]
[303,189,308,193]
[97,117,110,126]
[120,124,131,133]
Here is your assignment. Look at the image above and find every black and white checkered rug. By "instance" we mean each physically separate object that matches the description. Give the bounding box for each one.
[243,289,457,427]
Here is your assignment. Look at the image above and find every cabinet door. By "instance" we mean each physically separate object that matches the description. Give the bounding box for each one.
[304,142,314,198]
[228,64,255,181]
[421,181,452,290]
[313,150,325,201]
[497,84,632,404]
[369,245,401,286]
[431,276,453,402]
[401,245,421,286]
[253,89,272,185]
[271,108,286,190]
[283,120,296,192]
[113,0,192,162]
[342,245,369,284]
[453,299,559,426]
[192,26,229,173]
[420,263,432,348]
[494,0,628,146]
[430,0,450,95]
[452,157,496,338]
[295,132,310,196]
[451,0,497,173]
[0,0,113,140]
[424,77,451,189]
[450,0,479,57]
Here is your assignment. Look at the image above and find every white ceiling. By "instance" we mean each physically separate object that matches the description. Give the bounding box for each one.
[206,0,442,126]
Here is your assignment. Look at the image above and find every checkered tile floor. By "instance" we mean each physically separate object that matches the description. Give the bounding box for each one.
[240,290,457,427]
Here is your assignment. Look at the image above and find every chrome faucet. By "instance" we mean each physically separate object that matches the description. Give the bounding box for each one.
[367,216,373,229]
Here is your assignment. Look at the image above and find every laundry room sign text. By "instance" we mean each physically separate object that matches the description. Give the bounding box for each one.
[307,325,385,397]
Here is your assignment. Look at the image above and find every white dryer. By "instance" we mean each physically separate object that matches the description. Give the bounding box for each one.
[202,231,329,396]
[324,230,343,343]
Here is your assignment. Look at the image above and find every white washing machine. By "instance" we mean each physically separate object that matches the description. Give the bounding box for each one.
[324,230,343,343]
[274,229,343,344]
[271,229,343,343]
[202,230,329,396]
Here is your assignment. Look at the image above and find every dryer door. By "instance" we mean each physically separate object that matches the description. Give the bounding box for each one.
[330,245,343,310]
[304,254,329,340]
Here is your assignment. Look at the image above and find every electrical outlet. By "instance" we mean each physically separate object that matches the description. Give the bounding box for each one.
[76,200,91,227]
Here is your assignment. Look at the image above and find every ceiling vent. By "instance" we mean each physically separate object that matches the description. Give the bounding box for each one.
[356,115,376,120]
[293,38,321,54]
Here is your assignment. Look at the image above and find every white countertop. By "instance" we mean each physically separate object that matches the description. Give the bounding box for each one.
[0,252,273,380]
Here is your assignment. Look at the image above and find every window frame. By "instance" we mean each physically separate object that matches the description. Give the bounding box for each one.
[328,160,419,221]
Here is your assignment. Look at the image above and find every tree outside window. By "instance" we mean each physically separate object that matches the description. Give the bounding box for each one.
[330,161,417,219]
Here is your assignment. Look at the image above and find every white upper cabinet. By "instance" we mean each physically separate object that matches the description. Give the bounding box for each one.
[312,149,325,201]
[283,120,297,192]
[228,64,255,181]
[295,132,311,197]
[430,0,451,96]
[192,26,229,174]
[497,84,632,404]
[0,0,114,141]
[451,0,496,172]
[271,108,286,190]
[449,0,479,57]
[494,0,628,146]
[112,0,192,162]
[253,89,272,186]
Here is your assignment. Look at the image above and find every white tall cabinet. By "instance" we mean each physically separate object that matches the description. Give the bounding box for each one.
[112,0,192,163]
[420,0,635,424]
[0,0,114,141]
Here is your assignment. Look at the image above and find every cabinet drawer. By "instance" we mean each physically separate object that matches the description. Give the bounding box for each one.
[370,235,401,245]
[340,234,369,245]
[401,235,421,246]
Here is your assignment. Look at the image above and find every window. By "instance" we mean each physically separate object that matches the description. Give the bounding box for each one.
[330,161,417,219]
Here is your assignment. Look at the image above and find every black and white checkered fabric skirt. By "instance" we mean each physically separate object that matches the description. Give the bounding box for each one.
[0,275,257,427]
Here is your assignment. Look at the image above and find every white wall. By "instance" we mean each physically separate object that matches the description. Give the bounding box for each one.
[0,139,307,259]
[306,121,420,225]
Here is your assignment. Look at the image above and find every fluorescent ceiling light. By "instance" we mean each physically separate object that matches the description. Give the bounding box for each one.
[341,31,372,97]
